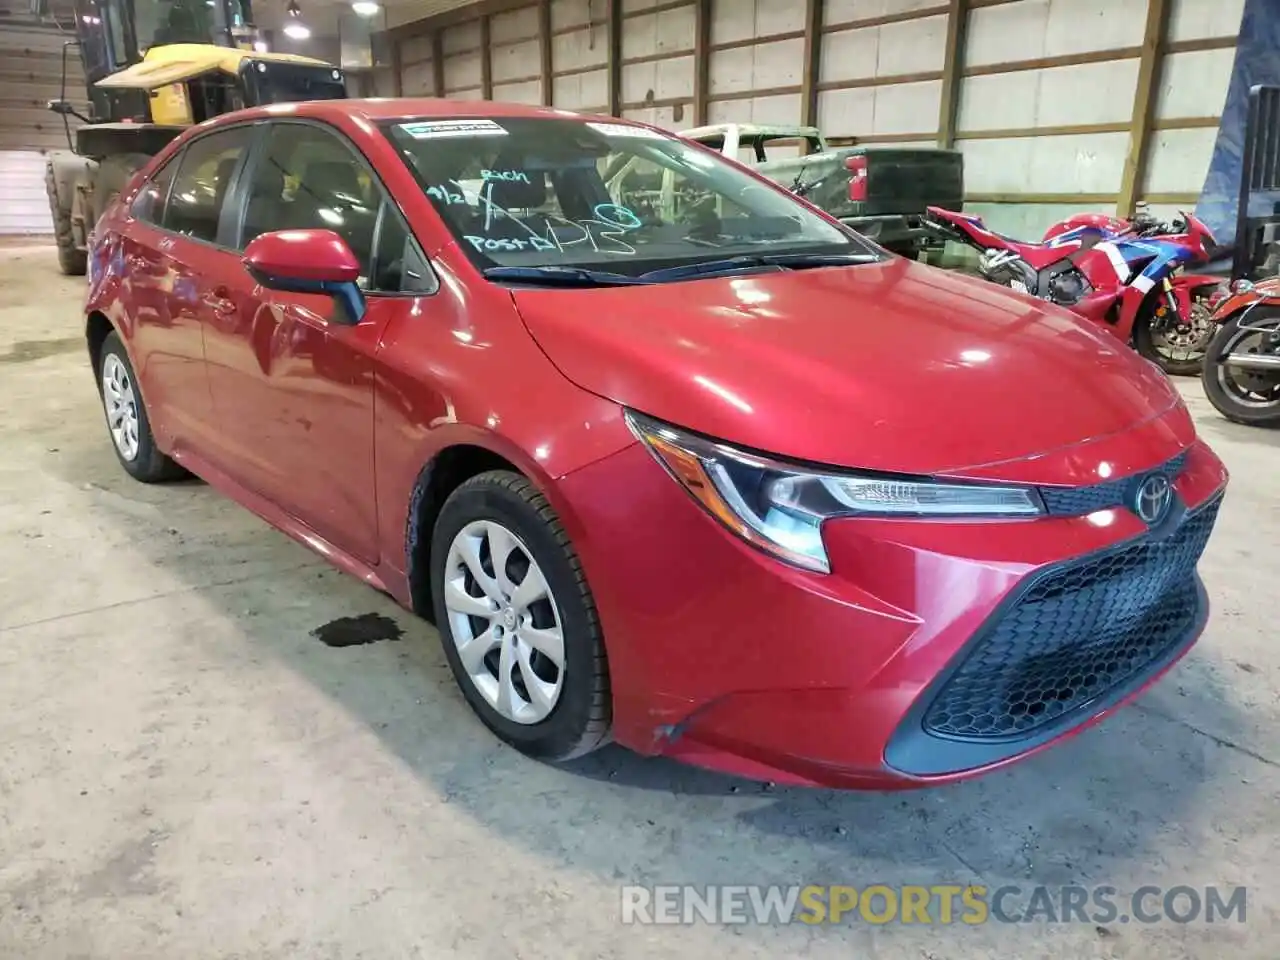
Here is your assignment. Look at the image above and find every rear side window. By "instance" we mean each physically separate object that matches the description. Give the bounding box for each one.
[163,127,253,244]
[132,159,176,225]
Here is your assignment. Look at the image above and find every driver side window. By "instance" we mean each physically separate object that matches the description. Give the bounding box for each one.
[239,122,378,286]
[238,121,435,295]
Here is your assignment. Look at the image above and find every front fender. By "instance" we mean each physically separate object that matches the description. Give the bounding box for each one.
[394,415,638,617]
[1171,274,1227,318]
[1113,284,1150,342]
[1212,289,1268,322]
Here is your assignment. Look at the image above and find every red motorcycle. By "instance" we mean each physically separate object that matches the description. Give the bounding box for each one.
[925,207,1225,375]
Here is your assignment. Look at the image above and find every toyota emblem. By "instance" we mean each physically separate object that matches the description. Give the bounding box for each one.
[1133,473,1173,525]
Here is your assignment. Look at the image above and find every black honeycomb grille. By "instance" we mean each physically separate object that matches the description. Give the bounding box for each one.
[922,497,1219,741]
[1039,451,1189,517]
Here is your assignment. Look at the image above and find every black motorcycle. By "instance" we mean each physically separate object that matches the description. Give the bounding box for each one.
[1202,279,1280,427]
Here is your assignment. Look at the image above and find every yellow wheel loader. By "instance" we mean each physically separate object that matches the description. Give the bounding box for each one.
[43,0,347,275]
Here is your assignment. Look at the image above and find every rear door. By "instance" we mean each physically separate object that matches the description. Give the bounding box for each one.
[139,125,256,458]
[115,149,208,453]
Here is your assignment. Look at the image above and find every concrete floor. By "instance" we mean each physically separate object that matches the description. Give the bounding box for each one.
[0,244,1277,960]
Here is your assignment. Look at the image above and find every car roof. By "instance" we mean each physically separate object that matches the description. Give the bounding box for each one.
[204,97,620,128]
[682,122,822,140]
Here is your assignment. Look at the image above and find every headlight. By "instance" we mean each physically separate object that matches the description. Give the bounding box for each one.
[627,411,1044,574]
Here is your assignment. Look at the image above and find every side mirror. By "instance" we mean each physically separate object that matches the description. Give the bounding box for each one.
[242,228,366,324]
[47,99,91,122]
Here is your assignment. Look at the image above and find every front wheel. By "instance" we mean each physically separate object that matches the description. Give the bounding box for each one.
[1201,311,1280,427]
[430,470,611,761]
[1134,291,1216,376]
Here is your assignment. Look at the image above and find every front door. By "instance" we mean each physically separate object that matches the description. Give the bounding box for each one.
[202,120,429,565]
[203,271,388,565]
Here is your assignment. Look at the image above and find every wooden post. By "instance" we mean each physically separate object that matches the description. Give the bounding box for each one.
[693,0,711,125]
[607,0,622,116]
[1118,0,1170,217]
[479,15,493,100]
[800,0,824,148]
[937,0,967,148]
[431,30,445,97]
[389,35,404,96]
[538,0,553,105]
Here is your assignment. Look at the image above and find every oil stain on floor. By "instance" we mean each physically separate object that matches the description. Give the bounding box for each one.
[0,337,84,364]
[311,613,405,648]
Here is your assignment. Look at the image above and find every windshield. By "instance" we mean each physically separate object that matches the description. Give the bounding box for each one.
[383,116,877,277]
[132,0,246,51]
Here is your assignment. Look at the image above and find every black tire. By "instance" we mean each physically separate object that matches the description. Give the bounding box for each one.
[45,159,86,277]
[430,470,611,761]
[97,332,187,482]
[1133,299,1211,377]
[1201,312,1280,427]
[92,153,150,226]
[885,244,924,261]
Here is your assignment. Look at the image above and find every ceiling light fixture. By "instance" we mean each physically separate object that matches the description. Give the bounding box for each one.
[351,0,380,16]
[283,0,311,39]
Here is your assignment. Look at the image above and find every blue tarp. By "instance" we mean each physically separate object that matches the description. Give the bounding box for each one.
[1195,0,1280,239]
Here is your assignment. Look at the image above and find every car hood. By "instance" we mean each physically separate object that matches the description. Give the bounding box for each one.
[511,258,1184,478]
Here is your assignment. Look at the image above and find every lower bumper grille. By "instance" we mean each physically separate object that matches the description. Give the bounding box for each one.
[921,497,1221,742]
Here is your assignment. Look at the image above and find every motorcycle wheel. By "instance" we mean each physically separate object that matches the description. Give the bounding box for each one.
[1201,310,1280,427]
[1133,292,1217,377]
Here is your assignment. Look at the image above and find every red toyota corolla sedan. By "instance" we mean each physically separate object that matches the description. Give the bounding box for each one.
[84,99,1227,789]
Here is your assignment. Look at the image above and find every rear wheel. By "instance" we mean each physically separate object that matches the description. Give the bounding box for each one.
[98,332,187,482]
[430,470,610,761]
[1201,310,1280,427]
[1134,291,1216,376]
[45,159,85,276]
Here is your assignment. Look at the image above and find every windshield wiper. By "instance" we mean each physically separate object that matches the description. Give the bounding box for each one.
[639,252,878,283]
[482,265,651,286]
[484,253,879,288]
[761,252,881,268]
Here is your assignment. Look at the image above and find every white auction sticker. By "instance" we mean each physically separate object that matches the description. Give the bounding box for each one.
[584,121,667,140]
[399,119,509,139]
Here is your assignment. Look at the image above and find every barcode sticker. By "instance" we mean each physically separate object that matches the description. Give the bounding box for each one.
[399,119,509,139]
[585,121,666,140]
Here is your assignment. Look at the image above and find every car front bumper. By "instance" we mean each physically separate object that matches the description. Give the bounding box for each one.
[555,429,1228,790]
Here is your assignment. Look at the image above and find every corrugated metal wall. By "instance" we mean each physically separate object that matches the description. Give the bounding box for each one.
[958,0,1246,236]
[386,0,1247,235]
[0,2,84,234]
